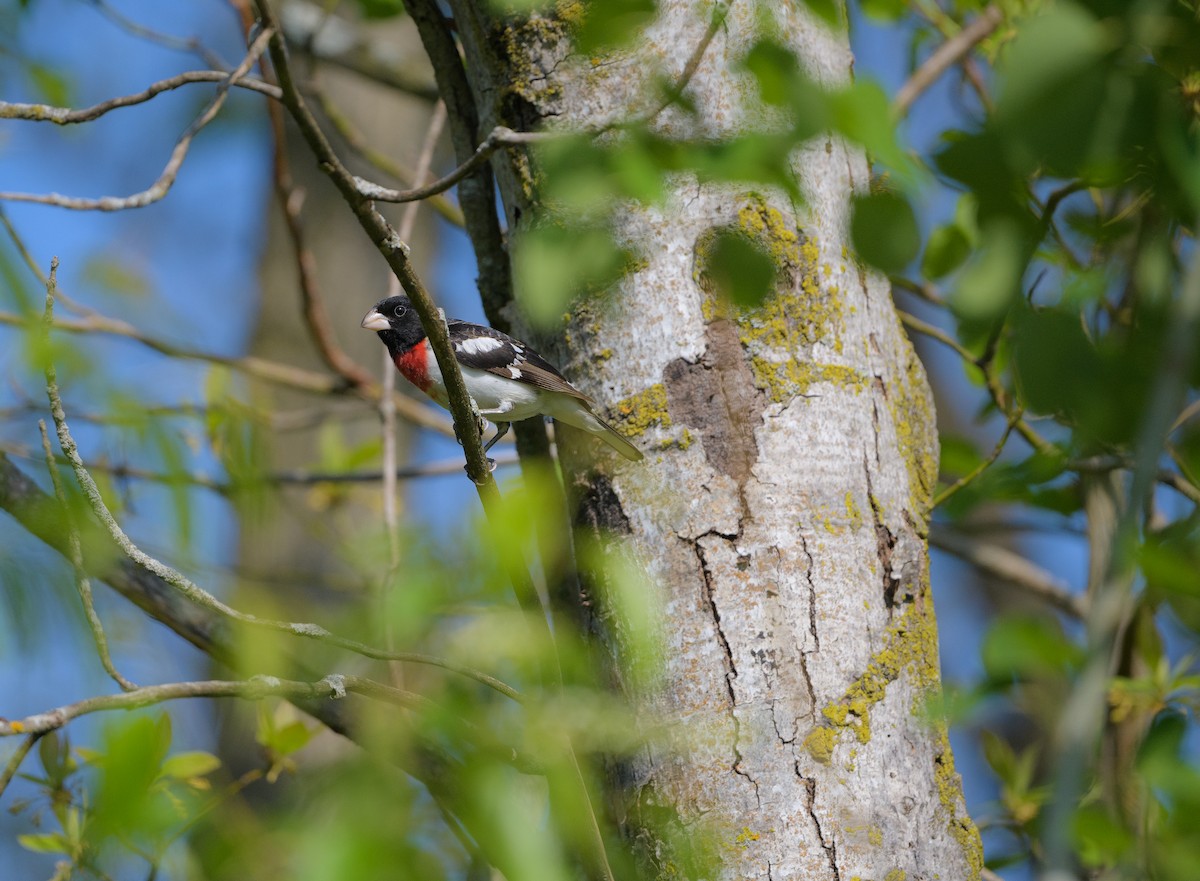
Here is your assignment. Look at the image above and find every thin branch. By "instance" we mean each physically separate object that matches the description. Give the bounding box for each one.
[262,53,376,392]
[310,85,464,227]
[930,527,1087,618]
[38,420,137,692]
[891,276,948,307]
[0,309,453,434]
[0,734,41,800]
[932,412,1019,508]
[1070,454,1200,507]
[0,71,280,125]
[278,0,440,100]
[0,674,425,738]
[7,445,518,493]
[85,0,229,70]
[644,0,730,122]
[893,4,1003,116]
[353,126,550,204]
[897,307,1052,454]
[41,265,521,703]
[898,309,977,363]
[0,29,274,212]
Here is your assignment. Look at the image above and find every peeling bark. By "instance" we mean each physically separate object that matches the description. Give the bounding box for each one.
[460,1,981,878]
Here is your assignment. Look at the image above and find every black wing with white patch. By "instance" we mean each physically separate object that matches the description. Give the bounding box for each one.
[447,320,591,401]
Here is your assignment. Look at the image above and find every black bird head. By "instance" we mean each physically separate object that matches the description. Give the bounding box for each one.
[361,295,425,355]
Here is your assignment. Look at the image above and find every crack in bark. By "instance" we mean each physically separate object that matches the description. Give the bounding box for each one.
[799,769,841,881]
[696,536,738,708]
[863,454,900,612]
[798,531,820,654]
[695,531,763,809]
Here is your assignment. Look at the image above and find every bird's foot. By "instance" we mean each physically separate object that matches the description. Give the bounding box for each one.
[463,457,497,482]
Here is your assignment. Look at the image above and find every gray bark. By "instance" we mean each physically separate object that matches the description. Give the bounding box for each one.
[458,1,982,878]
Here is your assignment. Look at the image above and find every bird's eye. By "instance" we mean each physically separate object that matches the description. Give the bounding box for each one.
[393,304,407,318]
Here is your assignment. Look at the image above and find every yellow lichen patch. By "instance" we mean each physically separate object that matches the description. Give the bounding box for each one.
[500,15,569,107]
[608,384,671,437]
[887,331,939,520]
[694,195,848,390]
[749,359,868,403]
[846,491,863,531]
[804,574,943,753]
[733,827,760,848]
[885,870,908,881]
[805,567,980,879]
[803,725,836,765]
[934,724,984,880]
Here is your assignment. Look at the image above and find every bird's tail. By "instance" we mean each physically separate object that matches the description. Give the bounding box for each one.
[551,401,645,462]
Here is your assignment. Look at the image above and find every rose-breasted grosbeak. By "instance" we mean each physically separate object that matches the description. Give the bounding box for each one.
[361,295,644,462]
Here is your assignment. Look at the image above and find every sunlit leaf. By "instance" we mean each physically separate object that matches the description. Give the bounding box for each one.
[160,751,222,781]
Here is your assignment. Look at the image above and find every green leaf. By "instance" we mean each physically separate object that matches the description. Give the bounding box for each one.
[355,0,405,18]
[80,254,151,299]
[27,63,72,107]
[982,615,1082,680]
[950,219,1025,320]
[573,0,657,52]
[741,40,802,107]
[859,0,905,22]
[272,721,314,757]
[160,751,222,780]
[798,0,840,26]
[1073,805,1133,867]
[921,223,972,280]
[698,227,778,308]
[18,833,70,854]
[830,80,914,179]
[850,190,919,273]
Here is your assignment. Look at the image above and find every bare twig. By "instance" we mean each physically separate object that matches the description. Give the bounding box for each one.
[278,0,439,100]
[932,412,1020,508]
[891,276,948,307]
[263,52,376,392]
[644,0,730,122]
[38,420,137,691]
[0,29,274,212]
[898,309,977,363]
[0,308,453,434]
[930,528,1086,618]
[7,445,518,493]
[85,0,229,70]
[352,126,551,204]
[1070,454,1200,507]
[0,734,41,800]
[0,674,426,738]
[894,5,1003,116]
[0,71,280,125]
[310,86,464,227]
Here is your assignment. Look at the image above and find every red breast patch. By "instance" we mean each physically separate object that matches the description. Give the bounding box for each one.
[393,339,432,393]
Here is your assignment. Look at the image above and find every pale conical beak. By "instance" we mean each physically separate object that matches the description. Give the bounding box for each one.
[361,308,390,331]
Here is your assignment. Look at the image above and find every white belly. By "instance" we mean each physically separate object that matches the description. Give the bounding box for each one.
[427,360,545,422]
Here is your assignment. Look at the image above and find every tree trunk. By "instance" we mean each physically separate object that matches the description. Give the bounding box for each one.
[457,2,982,878]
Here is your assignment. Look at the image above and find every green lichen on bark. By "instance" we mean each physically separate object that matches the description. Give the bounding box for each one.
[887,322,939,519]
[608,384,671,437]
[802,572,981,877]
[694,194,854,404]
